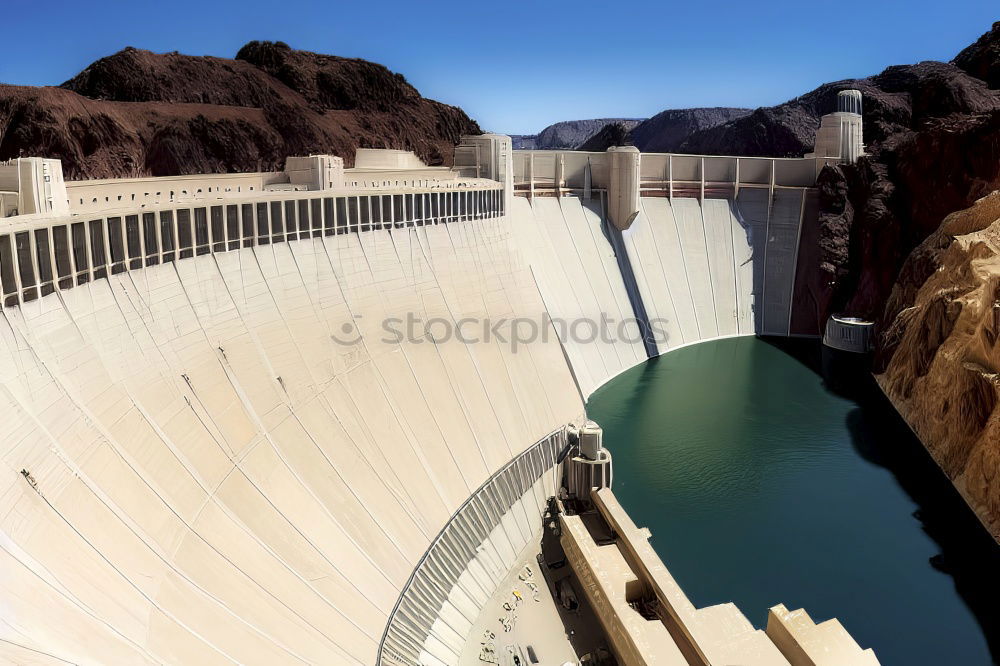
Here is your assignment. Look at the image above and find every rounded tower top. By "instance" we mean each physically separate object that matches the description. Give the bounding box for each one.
[837,89,863,115]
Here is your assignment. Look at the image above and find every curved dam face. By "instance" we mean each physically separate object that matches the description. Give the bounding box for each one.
[509,150,822,398]
[0,202,582,664]
[0,139,868,665]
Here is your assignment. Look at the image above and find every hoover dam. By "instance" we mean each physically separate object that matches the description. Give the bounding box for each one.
[0,94,890,665]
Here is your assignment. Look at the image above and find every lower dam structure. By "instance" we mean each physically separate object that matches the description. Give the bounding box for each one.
[0,94,880,665]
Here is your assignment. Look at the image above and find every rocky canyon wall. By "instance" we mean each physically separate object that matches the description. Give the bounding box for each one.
[0,41,480,179]
[877,193,1000,541]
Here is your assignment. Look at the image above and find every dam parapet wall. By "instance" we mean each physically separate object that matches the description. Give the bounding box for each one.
[512,148,835,202]
[0,179,504,308]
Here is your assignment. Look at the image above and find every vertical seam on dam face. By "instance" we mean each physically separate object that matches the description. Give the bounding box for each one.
[697,199,721,335]
[787,190,808,335]
[529,263,588,405]
[558,197,624,373]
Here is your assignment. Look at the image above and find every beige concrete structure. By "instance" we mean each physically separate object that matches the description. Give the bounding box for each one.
[560,489,879,666]
[0,150,576,665]
[806,90,865,164]
[10,151,493,219]
[508,151,823,397]
[0,104,877,664]
[285,155,346,191]
[453,133,515,214]
[766,605,880,666]
[0,158,68,217]
[607,146,642,230]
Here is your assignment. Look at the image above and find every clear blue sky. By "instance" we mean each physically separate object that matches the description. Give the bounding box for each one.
[0,0,994,134]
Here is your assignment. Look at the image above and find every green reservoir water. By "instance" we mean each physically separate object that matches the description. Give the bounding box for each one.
[586,336,1000,665]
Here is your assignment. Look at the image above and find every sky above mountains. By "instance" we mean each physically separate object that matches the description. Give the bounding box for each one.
[1,0,994,134]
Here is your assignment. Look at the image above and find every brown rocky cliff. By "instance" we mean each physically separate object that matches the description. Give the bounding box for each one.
[0,41,480,179]
[830,24,1000,541]
[877,193,1000,540]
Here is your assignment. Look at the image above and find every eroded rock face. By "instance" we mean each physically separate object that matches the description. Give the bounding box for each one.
[877,193,1000,540]
[813,111,1000,330]
[0,41,480,179]
[812,160,900,319]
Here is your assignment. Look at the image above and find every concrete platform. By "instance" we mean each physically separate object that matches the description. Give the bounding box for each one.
[458,527,615,666]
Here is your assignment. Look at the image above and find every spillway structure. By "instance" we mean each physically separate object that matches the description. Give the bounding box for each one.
[0,94,879,665]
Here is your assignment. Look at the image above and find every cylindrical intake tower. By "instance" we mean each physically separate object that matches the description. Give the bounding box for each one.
[837,89,863,115]
[565,421,613,502]
[807,89,864,163]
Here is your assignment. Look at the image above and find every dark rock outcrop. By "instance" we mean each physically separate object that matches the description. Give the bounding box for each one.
[516,108,750,153]
[62,46,288,108]
[0,41,480,179]
[680,61,998,158]
[810,158,900,322]
[234,41,421,113]
[630,107,751,152]
[813,109,1000,329]
[577,121,634,151]
[954,21,1000,89]
[510,118,643,150]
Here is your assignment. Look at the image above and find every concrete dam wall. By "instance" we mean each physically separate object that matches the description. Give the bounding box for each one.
[0,138,860,665]
[509,149,824,397]
[0,197,584,664]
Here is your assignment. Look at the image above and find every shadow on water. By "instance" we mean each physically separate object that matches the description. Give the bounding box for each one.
[764,336,1000,663]
[758,335,823,374]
